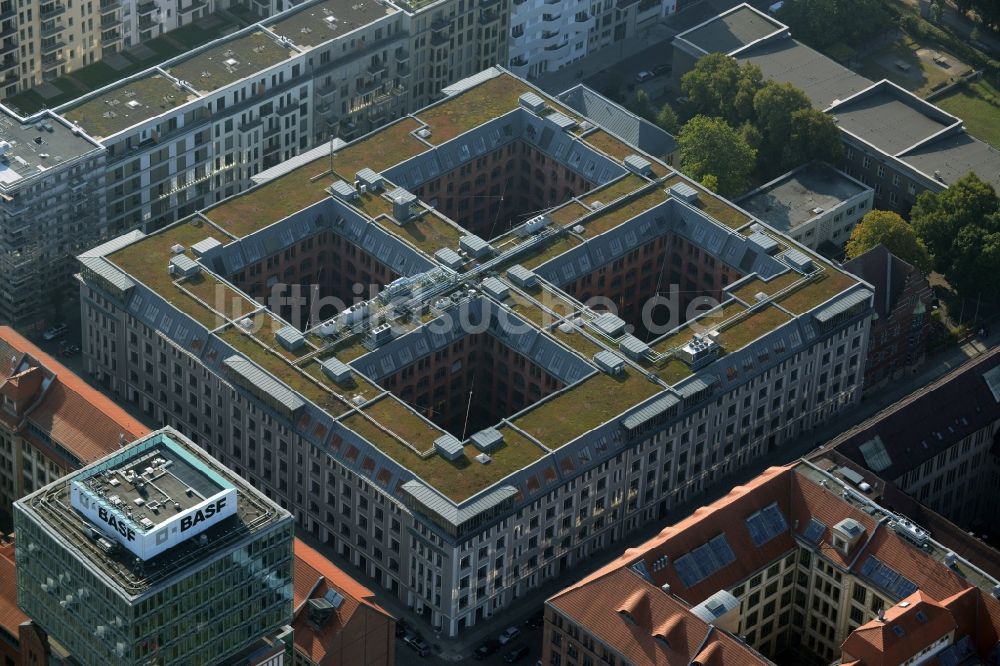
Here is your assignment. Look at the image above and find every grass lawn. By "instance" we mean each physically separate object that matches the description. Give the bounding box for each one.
[857,34,970,98]
[936,79,1000,149]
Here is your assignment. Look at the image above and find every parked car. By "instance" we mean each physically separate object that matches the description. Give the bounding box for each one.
[60,344,80,357]
[504,646,530,663]
[498,626,522,645]
[474,639,501,660]
[42,324,67,341]
[524,610,544,629]
[394,619,408,638]
[635,70,654,83]
[653,63,672,76]
[403,634,430,657]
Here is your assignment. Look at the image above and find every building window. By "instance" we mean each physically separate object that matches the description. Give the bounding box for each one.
[862,156,871,169]
[877,165,885,177]
[889,191,898,205]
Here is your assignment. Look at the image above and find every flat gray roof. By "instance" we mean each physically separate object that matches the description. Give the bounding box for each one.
[900,131,1000,191]
[267,0,398,48]
[738,38,873,110]
[676,4,784,55]
[832,88,957,155]
[0,109,101,187]
[739,163,870,232]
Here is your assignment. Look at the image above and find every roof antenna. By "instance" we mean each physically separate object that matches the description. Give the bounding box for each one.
[461,373,476,441]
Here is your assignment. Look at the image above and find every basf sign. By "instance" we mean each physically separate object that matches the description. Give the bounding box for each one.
[71,483,238,560]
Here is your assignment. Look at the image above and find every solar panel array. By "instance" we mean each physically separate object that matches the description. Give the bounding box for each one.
[745,502,789,546]
[673,534,737,587]
[802,518,826,545]
[859,555,918,599]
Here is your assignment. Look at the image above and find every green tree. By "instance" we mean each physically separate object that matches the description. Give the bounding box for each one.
[628,89,656,122]
[783,107,844,170]
[680,53,763,125]
[655,103,679,134]
[678,116,757,198]
[846,210,932,272]
[753,82,812,173]
[911,172,1000,271]
[945,224,1000,298]
[778,0,890,50]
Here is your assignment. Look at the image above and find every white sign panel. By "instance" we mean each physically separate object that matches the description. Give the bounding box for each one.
[71,484,238,560]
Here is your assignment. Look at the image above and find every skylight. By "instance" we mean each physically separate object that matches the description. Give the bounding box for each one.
[802,518,826,545]
[859,555,918,600]
[673,534,736,587]
[745,502,788,546]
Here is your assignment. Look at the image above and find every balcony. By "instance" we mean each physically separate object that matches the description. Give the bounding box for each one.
[40,20,65,37]
[509,56,527,67]
[0,55,17,73]
[178,0,205,14]
[543,40,567,52]
[40,39,65,54]
[0,6,13,20]
[394,47,409,62]
[136,0,156,14]
[0,39,16,56]
[41,53,63,69]
[101,14,119,28]
[99,0,120,13]
[541,13,561,21]
[137,15,155,29]
[541,29,559,39]
[39,3,66,20]
[367,60,385,76]
[315,82,336,98]
[100,30,121,45]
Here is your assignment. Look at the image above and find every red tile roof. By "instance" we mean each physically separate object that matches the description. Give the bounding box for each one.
[0,539,27,640]
[841,592,957,666]
[0,327,148,465]
[292,539,393,664]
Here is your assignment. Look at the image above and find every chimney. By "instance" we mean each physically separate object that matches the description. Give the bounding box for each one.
[877,608,885,622]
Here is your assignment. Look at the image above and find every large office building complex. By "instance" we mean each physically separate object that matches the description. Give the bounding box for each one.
[77,67,871,636]
[544,460,1000,666]
[672,3,1000,218]
[14,427,294,665]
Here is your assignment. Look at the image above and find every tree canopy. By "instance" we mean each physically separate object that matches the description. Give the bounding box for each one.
[678,115,757,198]
[777,0,891,50]
[680,54,763,126]
[752,81,812,173]
[910,173,1000,296]
[845,210,932,273]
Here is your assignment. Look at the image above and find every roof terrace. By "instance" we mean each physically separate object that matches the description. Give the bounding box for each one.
[267,0,398,48]
[62,73,197,140]
[167,31,295,94]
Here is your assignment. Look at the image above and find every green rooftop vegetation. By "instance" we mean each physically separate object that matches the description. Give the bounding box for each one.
[512,370,661,449]
[375,210,464,256]
[663,174,750,230]
[167,31,294,94]
[548,323,605,360]
[300,353,382,403]
[330,117,426,179]
[359,395,445,451]
[517,233,583,270]
[652,301,748,355]
[583,174,648,208]
[776,266,856,315]
[579,186,670,237]
[715,304,792,349]
[216,324,353,417]
[175,273,259,328]
[415,74,536,144]
[583,129,637,162]
[728,271,802,304]
[62,74,194,139]
[548,201,590,227]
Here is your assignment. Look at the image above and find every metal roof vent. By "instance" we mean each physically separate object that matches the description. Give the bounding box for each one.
[191,237,222,257]
[275,325,305,352]
[590,312,627,338]
[320,357,353,386]
[434,247,464,270]
[170,243,185,254]
[619,335,650,360]
[460,234,494,259]
[782,248,814,272]
[329,179,358,202]
[475,453,492,464]
[481,276,510,300]
[593,350,625,375]
[388,187,417,225]
[669,182,699,203]
[515,213,551,237]
[355,168,385,192]
[470,427,504,453]
[370,323,393,346]
[416,127,432,139]
[624,155,653,177]
[434,434,464,461]
[677,334,720,369]
[168,254,200,278]
[506,264,538,288]
[518,92,546,114]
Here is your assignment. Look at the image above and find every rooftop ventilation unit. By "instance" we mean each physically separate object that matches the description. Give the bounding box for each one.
[434,247,464,270]
[275,325,305,352]
[516,213,551,237]
[669,182,699,203]
[593,350,625,375]
[782,248,814,272]
[590,312,626,338]
[518,92,546,114]
[506,264,538,288]
[168,254,200,278]
[170,243,185,254]
[460,234,494,259]
[618,335,650,360]
[416,127,432,139]
[388,187,417,224]
[238,318,254,331]
[481,276,510,300]
[624,154,653,177]
[355,167,385,193]
[889,518,929,547]
[748,230,780,255]
[320,357,353,386]
[370,323,393,346]
[475,453,492,464]
[678,334,720,369]
[191,237,222,257]
[471,427,504,453]
[434,434,464,460]
[329,179,358,202]
[547,112,577,131]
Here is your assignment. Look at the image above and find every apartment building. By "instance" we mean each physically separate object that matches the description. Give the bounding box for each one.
[14,427,295,665]
[821,347,1000,532]
[842,244,932,390]
[738,162,873,253]
[672,3,1000,218]
[77,68,872,638]
[293,538,396,666]
[544,460,1000,666]
[0,325,148,528]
